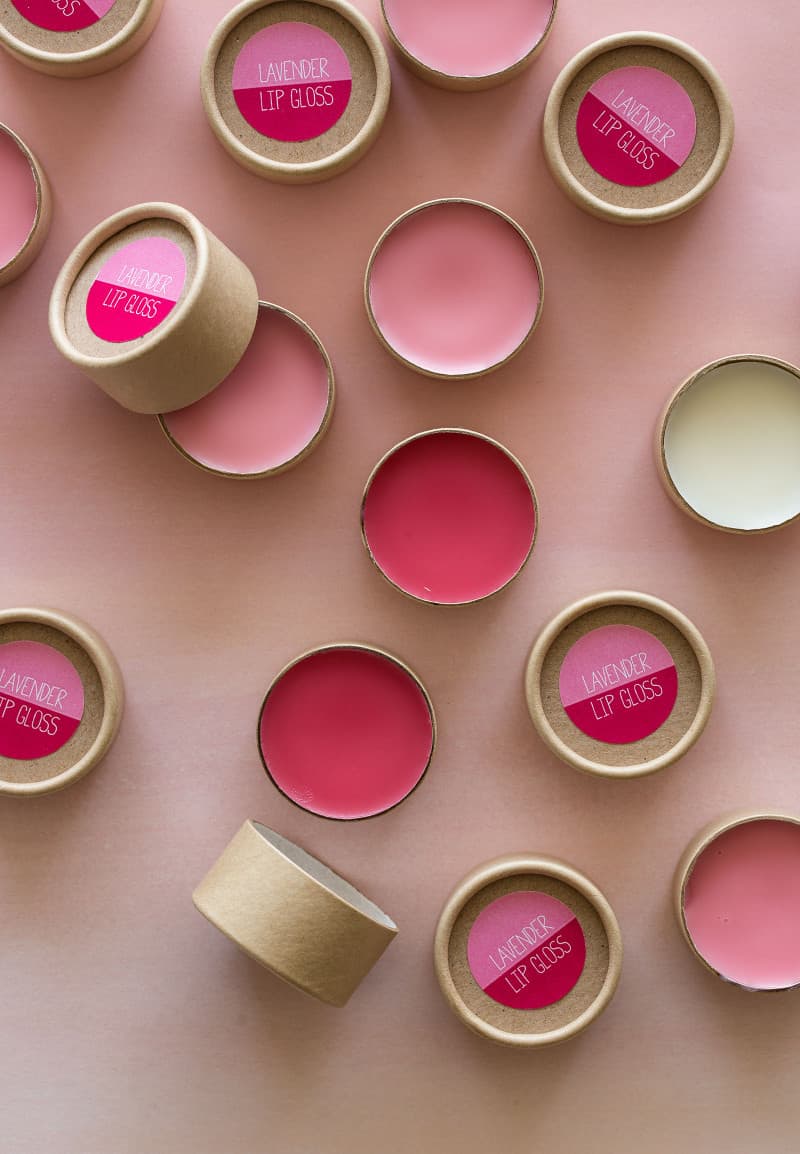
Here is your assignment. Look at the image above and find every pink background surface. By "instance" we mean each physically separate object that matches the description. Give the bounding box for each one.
[1,1,799,1151]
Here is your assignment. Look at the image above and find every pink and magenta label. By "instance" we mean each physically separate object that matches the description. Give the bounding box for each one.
[86,237,186,344]
[232,22,352,143]
[468,891,586,1010]
[576,66,696,186]
[0,641,84,760]
[559,624,678,744]
[10,0,115,33]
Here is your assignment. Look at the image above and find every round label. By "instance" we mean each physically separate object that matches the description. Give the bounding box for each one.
[10,0,115,33]
[559,624,678,744]
[232,22,353,143]
[468,892,586,1010]
[85,237,186,344]
[576,66,696,187]
[0,641,84,760]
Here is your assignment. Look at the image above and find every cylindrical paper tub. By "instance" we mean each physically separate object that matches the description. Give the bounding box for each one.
[158,302,335,479]
[657,355,800,533]
[202,0,391,184]
[361,428,538,606]
[543,32,734,225]
[675,811,800,991]
[381,0,557,91]
[0,0,163,77]
[0,122,51,289]
[257,643,436,820]
[193,820,398,1005]
[0,607,123,796]
[365,199,543,379]
[525,590,714,778]
[434,854,622,1046]
[49,202,259,414]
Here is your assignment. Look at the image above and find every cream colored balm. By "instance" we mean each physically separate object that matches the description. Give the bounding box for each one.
[661,356,800,531]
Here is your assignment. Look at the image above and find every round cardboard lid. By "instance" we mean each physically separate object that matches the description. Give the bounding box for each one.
[525,590,715,777]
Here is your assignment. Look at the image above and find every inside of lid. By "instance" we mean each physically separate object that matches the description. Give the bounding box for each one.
[0,0,142,54]
[253,822,398,930]
[557,43,722,210]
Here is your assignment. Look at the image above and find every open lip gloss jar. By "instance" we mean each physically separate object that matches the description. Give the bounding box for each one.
[0,0,163,77]
[0,607,123,796]
[0,122,51,289]
[542,32,734,224]
[657,355,800,533]
[525,590,715,778]
[361,428,538,606]
[202,0,391,184]
[676,812,800,992]
[434,853,622,1046]
[257,644,436,820]
[380,0,557,91]
[365,199,543,379]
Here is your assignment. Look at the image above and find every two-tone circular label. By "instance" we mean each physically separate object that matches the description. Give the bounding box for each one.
[576,66,696,187]
[559,624,678,744]
[0,641,84,760]
[10,0,116,33]
[468,891,586,1010]
[232,22,352,143]
[85,237,186,343]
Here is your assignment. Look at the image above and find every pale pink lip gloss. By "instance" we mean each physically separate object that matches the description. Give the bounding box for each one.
[258,645,436,820]
[361,429,538,605]
[160,303,333,478]
[678,814,800,990]
[0,123,50,287]
[365,200,543,378]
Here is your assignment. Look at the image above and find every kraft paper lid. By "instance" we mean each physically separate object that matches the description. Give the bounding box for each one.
[49,202,259,414]
[543,32,734,225]
[0,122,52,289]
[0,607,123,797]
[525,590,715,778]
[0,0,163,78]
[434,854,622,1047]
[193,820,398,1006]
[202,0,391,184]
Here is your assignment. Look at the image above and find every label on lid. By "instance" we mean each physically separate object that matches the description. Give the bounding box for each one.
[10,0,116,33]
[0,641,84,760]
[468,891,586,1010]
[232,22,353,143]
[559,623,678,744]
[576,65,696,187]
[85,237,187,344]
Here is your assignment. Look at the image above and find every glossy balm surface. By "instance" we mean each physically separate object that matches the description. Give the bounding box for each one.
[684,819,800,989]
[362,431,536,604]
[664,360,800,530]
[162,307,330,476]
[0,129,37,270]
[383,0,553,77]
[259,648,434,820]
[368,202,540,376]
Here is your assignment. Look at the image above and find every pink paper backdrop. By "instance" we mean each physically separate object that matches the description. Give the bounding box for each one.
[2,2,799,1151]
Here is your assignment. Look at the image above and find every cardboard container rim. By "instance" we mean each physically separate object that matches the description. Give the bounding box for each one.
[525,589,715,778]
[656,353,800,534]
[434,852,623,1047]
[360,426,540,607]
[364,197,544,379]
[0,606,124,797]
[48,201,212,371]
[157,299,336,479]
[201,0,391,182]
[542,30,735,225]
[674,810,800,990]
[0,122,51,287]
[256,641,437,820]
[0,0,164,74]
[380,0,557,91]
